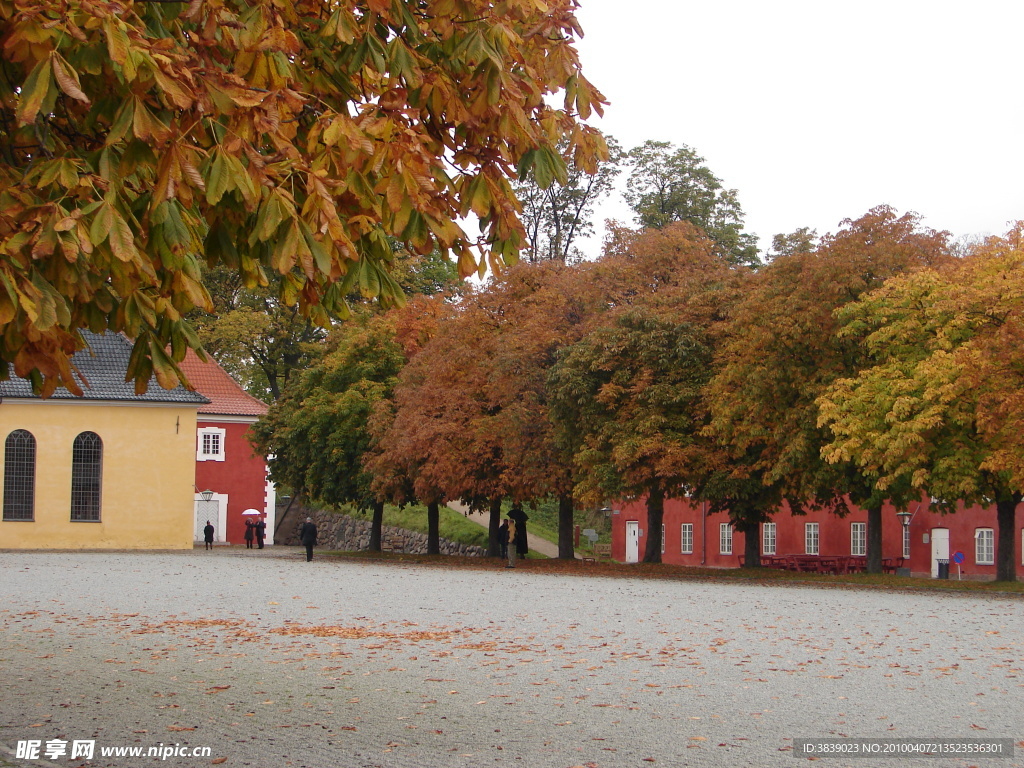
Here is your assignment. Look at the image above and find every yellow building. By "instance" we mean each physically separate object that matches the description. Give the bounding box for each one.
[0,333,208,549]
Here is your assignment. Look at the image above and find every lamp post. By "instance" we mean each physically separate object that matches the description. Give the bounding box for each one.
[895,505,921,574]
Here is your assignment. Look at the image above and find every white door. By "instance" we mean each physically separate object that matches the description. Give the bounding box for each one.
[625,521,640,564]
[930,527,949,577]
[194,497,221,542]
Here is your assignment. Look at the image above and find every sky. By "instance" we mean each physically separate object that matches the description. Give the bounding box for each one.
[570,0,1024,257]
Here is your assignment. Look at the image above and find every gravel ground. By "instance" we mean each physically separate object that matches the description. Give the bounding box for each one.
[0,549,1021,768]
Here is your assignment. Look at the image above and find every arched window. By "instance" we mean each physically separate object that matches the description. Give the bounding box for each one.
[70,432,103,522]
[3,429,36,521]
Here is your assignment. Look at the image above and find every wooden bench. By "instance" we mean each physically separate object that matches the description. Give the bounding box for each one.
[593,543,611,559]
[381,535,405,553]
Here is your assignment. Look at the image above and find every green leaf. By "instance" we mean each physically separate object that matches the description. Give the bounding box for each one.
[16,58,54,126]
[206,150,228,205]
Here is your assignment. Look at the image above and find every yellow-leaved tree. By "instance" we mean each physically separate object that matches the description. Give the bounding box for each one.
[0,0,606,394]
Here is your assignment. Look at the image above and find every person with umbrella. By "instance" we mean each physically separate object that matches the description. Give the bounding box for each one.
[242,509,261,549]
[508,505,529,561]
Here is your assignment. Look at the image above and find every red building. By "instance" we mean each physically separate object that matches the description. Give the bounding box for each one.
[611,495,1024,580]
[179,351,274,545]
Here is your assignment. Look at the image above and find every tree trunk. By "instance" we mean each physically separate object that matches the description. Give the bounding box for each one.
[995,495,1020,582]
[557,494,575,560]
[643,486,664,563]
[487,498,502,557]
[369,501,384,551]
[743,522,760,568]
[866,505,883,574]
[427,501,440,555]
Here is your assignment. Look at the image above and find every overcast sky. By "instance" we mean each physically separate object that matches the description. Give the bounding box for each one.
[571,0,1024,257]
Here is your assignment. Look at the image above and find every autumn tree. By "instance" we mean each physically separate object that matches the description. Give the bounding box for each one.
[513,135,624,263]
[547,223,738,563]
[193,248,458,401]
[705,207,952,572]
[192,268,327,402]
[249,310,406,548]
[456,260,609,558]
[624,140,759,266]
[818,226,1024,581]
[767,227,817,260]
[0,0,606,395]
[366,264,585,557]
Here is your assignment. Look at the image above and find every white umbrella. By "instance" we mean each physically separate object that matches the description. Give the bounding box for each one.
[242,508,262,516]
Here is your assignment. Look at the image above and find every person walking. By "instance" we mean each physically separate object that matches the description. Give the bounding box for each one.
[203,521,215,550]
[244,519,255,549]
[300,517,318,562]
[255,517,267,549]
[505,517,517,568]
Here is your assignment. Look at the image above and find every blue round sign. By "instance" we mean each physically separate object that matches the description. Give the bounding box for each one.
[952,551,965,564]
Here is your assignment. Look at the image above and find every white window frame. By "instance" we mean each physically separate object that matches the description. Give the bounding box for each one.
[762,522,776,556]
[680,523,693,555]
[805,522,819,555]
[975,528,994,565]
[720,523,733,555]
[661,524,665,555]
[197,427,226,462]
[903,526,911,560]
[850,522,866,557]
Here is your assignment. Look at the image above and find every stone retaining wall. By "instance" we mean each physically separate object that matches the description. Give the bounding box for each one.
[287,505,486,558]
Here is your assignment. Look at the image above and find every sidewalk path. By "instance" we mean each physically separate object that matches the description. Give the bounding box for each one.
[446,501,564,558]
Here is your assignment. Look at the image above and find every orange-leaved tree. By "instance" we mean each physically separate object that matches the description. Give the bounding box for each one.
[547,223,741,563]
[0,0,606,394]
[706,207,952,572]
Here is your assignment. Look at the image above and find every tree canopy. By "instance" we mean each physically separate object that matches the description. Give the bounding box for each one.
[705,206,952,571]
[0,0,606,395]
[513,135,623,264]
[624,140,758,266]
[817,225,1024,579]
[547,223,740,562]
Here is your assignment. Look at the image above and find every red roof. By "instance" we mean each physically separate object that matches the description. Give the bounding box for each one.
[178,349,269,418]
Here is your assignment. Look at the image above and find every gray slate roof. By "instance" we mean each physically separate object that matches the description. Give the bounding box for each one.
[0,331,209,405]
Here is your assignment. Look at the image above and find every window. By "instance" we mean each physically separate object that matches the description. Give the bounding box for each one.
[3,429,36,521]
[975,528,994,565]
[70,432,102,522]
[719,523,733,555]
[805,522,819,555]
[850,522,866,556]
[197,427,226,462]
[762,522,776,555]
[661,524,665,555]
[680,523,693,555]
[903,526,911,560]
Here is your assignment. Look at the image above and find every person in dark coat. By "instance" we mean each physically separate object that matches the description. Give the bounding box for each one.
[203,521,215,550]
[255,517,267,549]
[497,520,509,561]
[300,517,318,562]
[509,506,529,559]
[244,519,255,549]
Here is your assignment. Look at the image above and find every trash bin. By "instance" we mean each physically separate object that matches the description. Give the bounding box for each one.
[936,559,950,579]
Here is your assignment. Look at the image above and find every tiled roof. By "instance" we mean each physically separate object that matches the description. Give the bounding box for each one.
[0,331,209,405]
[178,348,269,417]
